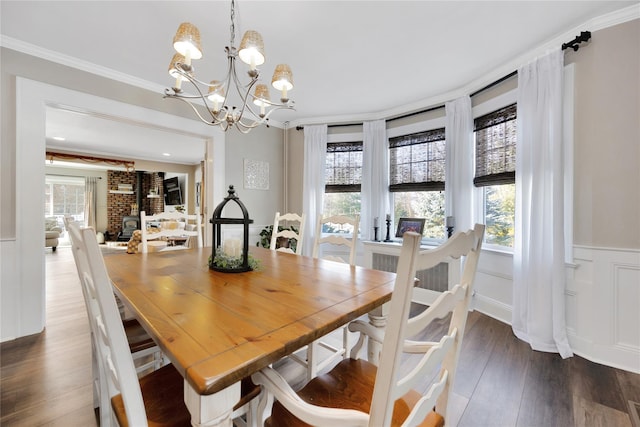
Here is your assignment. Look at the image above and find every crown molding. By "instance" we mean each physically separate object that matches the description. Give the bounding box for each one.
[4,3,638,132]
[1,36,166,95]
[289,4,640,129]
[589,3,640,31]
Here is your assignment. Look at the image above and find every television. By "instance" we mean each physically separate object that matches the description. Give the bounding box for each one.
[163,176,183,205]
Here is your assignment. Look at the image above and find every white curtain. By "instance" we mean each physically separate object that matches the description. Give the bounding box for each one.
[445,96,474,233]
[361,120,391,241]
[84,176,98,230]
[513,49,573,358]
[302,124,328,256]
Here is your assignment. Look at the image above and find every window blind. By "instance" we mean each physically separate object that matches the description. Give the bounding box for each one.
[325,142,363,193]
[389,128,445,192]
[474,103,517,186]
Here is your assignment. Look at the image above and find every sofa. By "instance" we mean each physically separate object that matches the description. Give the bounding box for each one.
[45,217,62,251]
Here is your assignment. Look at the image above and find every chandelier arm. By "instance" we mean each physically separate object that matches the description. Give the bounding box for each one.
[177,73,227,123]
[235,104,295,131]
[241,101,296,126]
[215,51,238,118]
[227,60,261,122]
[164,95,223,126]
[174,63,230,90]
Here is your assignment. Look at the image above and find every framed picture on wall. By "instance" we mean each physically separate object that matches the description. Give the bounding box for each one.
[395,217,426,238]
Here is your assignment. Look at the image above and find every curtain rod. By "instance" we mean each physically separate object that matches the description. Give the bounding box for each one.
[45,173,102,179]
[46,151,135,171]
[469,70,519,98]
[296,31,590,131]
[295,123,360,131]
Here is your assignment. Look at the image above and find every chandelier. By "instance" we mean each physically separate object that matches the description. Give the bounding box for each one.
[164,0,295,133]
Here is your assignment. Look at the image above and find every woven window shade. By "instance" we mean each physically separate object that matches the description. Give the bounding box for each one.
[389,128,445,192]
[474,104,517,187]
[325,142,362,193]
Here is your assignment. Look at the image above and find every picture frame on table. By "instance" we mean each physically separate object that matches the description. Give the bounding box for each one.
[395,217,426,238]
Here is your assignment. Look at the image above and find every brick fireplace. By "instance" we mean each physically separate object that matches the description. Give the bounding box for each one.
[106,170,164,241]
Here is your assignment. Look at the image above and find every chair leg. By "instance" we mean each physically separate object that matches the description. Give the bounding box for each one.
[255,385,273,427]
[91,341,100,409]
[342,325,350,360]
[307,341,318,382]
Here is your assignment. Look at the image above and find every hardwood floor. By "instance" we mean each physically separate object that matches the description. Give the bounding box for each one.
[1,246,639,426]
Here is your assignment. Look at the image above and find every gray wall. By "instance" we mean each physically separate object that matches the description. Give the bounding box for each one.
[224,125,284,228]
[569,19,639,249]
[285,19,640,251]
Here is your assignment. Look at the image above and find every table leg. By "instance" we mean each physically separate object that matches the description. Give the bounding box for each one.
[366,302,389,366]
[184,380,240,427]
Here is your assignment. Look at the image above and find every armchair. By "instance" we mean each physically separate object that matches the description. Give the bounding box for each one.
[45,217,62,251]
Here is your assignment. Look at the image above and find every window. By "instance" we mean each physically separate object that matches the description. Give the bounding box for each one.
[323,142,362,232]
[45,175,85,245]
[45,176,85,220]
[389,128,445,240]
[474,104,516,247]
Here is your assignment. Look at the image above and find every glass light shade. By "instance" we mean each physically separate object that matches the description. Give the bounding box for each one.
[253,84,271,107]
[271,64,294,91]
[238,30,265,68]
[173,22,203,60]
[168,53,190,81]
[207,81,226,103]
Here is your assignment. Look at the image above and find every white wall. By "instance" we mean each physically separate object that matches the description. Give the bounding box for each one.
[1,78,222,342]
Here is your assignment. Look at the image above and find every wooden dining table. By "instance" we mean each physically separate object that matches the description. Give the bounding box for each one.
[103,245,397,427]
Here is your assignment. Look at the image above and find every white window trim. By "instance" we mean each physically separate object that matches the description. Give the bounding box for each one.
[327,131,362,144]
[387,116,446,139]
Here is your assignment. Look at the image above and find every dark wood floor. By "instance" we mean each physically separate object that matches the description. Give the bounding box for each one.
[1,246,639,426]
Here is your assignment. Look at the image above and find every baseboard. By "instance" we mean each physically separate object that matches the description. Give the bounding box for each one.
[472,292,512,325]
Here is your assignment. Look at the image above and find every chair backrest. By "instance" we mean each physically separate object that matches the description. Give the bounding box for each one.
[312,214,360,265]
[67,221,150,426]
[269,212,305,255]
[140,210,202,253]
[366,224,484,426]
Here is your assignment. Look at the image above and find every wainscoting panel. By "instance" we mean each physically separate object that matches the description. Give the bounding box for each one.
[568,246,640,373]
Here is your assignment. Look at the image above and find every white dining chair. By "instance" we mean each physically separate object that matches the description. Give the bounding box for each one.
[269,212,305,255]
[69,223,260,426]
[65,217,164,410]
[140,210,202,253]
[288,214,360,382]
[252,224,485,427]
[312,214,359,265]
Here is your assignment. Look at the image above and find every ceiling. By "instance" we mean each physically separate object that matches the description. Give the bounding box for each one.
[2,1,638,165]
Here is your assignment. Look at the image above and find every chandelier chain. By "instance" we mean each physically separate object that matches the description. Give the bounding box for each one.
[230,0,236,47]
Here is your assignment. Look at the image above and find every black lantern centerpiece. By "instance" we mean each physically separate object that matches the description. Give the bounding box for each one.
[209,185,254,273]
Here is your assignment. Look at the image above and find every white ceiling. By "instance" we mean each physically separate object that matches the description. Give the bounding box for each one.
[2,1,638,165]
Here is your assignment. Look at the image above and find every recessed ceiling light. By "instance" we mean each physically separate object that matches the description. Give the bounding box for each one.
[162,153,171,156]
[52,136,66,141]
